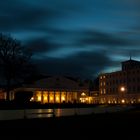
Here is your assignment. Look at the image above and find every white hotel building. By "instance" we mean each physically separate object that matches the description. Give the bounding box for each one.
[98,59,140,104]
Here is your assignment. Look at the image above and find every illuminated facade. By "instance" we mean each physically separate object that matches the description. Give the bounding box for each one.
[15,76,91,104]
[98,59,140,104]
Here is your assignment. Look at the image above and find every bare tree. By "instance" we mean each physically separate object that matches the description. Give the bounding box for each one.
[0,33,33,101]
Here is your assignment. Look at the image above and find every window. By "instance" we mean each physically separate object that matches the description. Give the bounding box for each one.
[100,82,102,86]
[100,90,103,94]
[103,89,106,94]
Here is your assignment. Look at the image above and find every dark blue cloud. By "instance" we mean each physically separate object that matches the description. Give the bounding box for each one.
[0,0,140,78]
[34,51,112,79]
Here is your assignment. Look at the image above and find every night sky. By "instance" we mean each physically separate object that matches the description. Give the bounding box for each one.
[1,0,140,79]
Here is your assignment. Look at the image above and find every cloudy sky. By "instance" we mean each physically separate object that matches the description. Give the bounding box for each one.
[1,0,140,79]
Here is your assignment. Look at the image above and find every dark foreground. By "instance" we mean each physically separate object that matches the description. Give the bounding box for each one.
[0,108,140,139]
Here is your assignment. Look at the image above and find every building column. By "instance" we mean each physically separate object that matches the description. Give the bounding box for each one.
[54,91,55,103]
[34,91,37,102]
[41,91,43,104]
[48,91,50,103]
[9,91,14,100]
[66,91,68,103]
[9,92,11,101]
[60,91,61,103]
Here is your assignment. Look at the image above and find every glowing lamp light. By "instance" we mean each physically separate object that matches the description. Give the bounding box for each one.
[108,100,111,104]
[56,96,59,101]
[44,96,47,100]
[30,97,34,101]
[61,96,65,101]
[120,87,125,92]
[121,99,125,103]
[81,92,86,96]
[37,96,41,101]
[50,96,53,101]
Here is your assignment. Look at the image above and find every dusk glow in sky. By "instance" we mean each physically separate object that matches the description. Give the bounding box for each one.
[1,0,140,79]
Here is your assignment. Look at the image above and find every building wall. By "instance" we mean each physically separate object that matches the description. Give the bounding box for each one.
[0,89,6,100]
[34,90,79,103]
[99,59,140,104]
[14,88,89,104]
[100,71,127,95]
[14,75,90,104]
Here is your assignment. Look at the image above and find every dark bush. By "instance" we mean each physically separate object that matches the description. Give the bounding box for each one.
[14,91,33,103]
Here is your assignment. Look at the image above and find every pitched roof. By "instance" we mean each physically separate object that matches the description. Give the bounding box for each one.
[23,75,89,90]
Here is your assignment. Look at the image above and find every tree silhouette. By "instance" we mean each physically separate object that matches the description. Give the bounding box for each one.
[14,91,33,104]
[0,33,33,101]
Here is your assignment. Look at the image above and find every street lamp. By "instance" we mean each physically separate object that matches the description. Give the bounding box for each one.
[120,86,125,92]
[120,86,126,104]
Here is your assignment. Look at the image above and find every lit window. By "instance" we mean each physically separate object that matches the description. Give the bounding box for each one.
[103,76,106,78]
[100,90,103,94]
[50,96,53,101]
[104,82,106,86]
[108,100,111,104]
[61,96,65,101]
[131,100,134,104]
[37,96,41,101]
[103,89,106,94]
[100,76,102,79]
[56,96,59,101]
[44,96,47,100]
[114,100,117,104]
[121,99,125,103]
[100,82,102,86]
